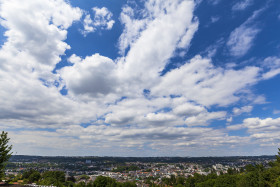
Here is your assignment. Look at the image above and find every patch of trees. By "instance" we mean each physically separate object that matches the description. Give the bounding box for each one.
[90,176,136,187]
[112,165,140,172]
[18,171,137,187]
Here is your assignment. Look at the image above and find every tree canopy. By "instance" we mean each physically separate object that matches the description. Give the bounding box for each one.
[0,131,12,179]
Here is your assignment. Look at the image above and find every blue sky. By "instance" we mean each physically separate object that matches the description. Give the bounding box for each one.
[0,0,280,156]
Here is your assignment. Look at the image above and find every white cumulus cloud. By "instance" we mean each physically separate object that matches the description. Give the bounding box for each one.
[233,106,253,115]
[82,7,115,36]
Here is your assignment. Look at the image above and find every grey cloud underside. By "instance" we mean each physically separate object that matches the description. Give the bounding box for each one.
[70,72,117,96]
[119,131,199,140]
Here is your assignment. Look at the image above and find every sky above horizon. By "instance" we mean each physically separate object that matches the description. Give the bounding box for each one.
[0,0,280,156]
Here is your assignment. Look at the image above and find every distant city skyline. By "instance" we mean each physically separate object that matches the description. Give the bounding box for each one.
[0,0,280,156]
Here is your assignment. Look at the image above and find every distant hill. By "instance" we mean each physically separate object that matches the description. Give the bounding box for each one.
[10,155,275,164]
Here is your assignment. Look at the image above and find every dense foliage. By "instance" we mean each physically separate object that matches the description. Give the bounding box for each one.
[18,171,137,187]
[112,165,140,172]
[0,131,12,180]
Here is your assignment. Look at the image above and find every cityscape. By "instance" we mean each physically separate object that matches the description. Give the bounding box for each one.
[2,155,277,186]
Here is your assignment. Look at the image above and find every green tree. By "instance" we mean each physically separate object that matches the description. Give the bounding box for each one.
[274,176,280,187]
[79,174,90,180]
[93,176,117,187]
[66,175,76,183]
[65,180,75,187]
[237,167,266,187]
[28,171,41,183]
[76,181,86,187]
[227,168,234,175]
[176,176,186,185]
[276,148,280,163]
[0,131,12,180]
[121,181,137,187]
[196,179,216,187]
[22,169,37,180]
[214,174,237,187]
[40,171,65,187]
